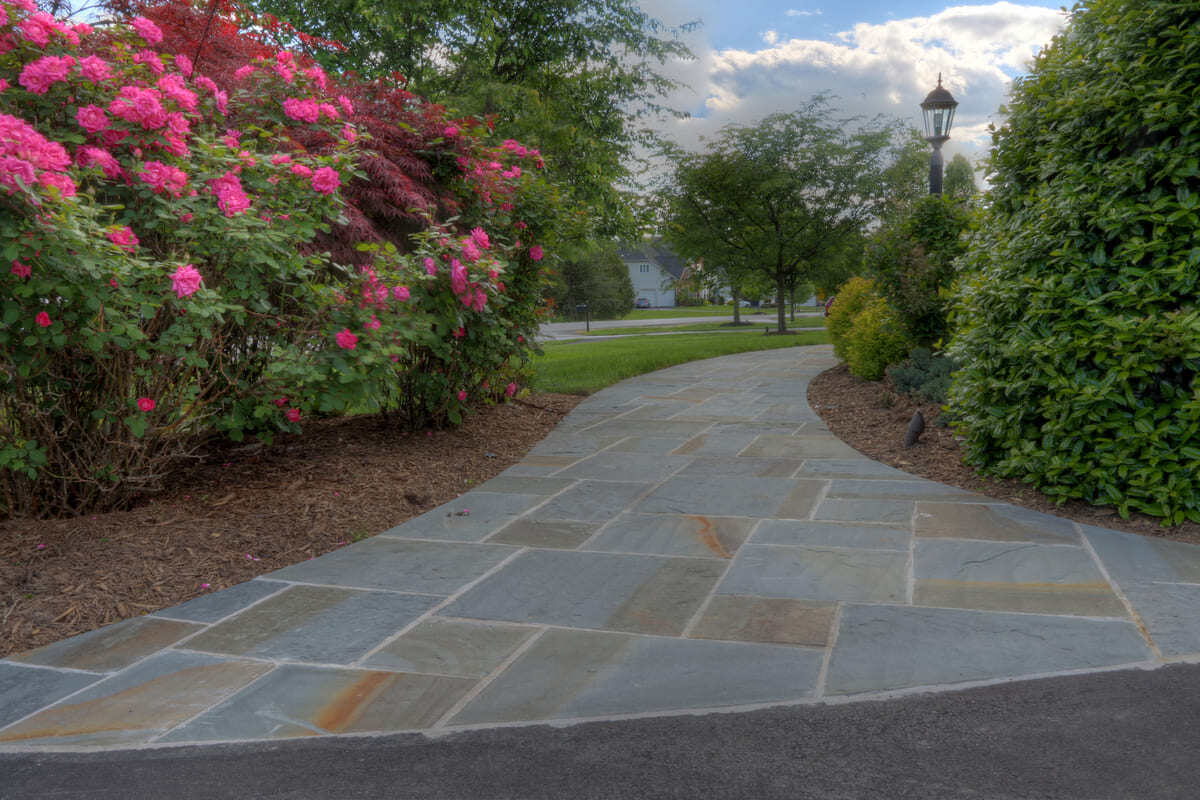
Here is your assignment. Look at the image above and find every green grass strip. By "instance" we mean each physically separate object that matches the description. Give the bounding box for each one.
[579,317,826,336]
[530,329,830,395]
[617,305,819,320]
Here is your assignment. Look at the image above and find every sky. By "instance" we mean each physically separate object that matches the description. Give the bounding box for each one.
[635,0,1071,170]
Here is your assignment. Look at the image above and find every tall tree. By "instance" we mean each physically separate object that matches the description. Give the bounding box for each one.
[661,99,905,332]
[243,0,696,240]
[943,153,978,201]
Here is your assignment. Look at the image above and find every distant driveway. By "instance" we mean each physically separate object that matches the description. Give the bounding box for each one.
[538,312,820,342]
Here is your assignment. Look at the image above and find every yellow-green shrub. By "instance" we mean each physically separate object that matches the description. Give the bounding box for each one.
[845,297,912,380]
[827,276,878,360]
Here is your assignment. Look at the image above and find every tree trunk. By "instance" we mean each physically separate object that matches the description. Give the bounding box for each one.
[775,281,787,332]
[732,286,741,324]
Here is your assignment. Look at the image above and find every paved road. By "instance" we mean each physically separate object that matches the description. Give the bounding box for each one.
[538,311,820,341]
[3,662,1198,798]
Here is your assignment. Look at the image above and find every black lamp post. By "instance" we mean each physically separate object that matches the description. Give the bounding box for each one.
[920,73,958,195]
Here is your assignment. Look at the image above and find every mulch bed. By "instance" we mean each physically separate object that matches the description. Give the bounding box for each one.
[807,364,1200,547]
[0,393,582,659]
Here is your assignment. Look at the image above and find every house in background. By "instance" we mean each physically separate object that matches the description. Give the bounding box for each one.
[617,242,688,307]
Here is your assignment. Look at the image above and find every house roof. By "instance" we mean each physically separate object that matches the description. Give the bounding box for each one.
[617,240,688,279]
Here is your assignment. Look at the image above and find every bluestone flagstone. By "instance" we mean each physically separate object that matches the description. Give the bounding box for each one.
[676,457,802,478]
[264,537,517,595]
[635,476,802,517]
[740,434,860,459]
[533,480,654,522]
[154,580,287,623]
[475,476,576,495]
[0,663,101,730]
[439,549,723,636]
[363,619,537,676]
[795,459,911,480]
[718,544,907,603]
[183,585,438,664]
[448,629,823,724]
[381,492,544,542]
[914,540,1105,585]
[608,436,692,454]
[751,520,910,551]
[827,479,981,502]
[161,665,476,742]
[914,502,1079,544]
[1119,582,1200,657]
[487,518,599,549]
[9,616,205,673]
[1081,525,1200,586]
[555,451,690,483]
[825,605,1152,695]
[814,498,915,525]
[584,513,753,559]
[688,595,834,647]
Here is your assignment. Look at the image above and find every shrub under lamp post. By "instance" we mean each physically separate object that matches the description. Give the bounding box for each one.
[920,74,958,195]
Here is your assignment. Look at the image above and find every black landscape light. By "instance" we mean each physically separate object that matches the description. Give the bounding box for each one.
[920,73,958,195]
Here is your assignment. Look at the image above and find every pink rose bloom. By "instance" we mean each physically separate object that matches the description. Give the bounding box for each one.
[38,171,75,198]
[364,316,381,331]
[289,164,313,178]
[157,74,198,111]
[273,62,294,83]
[274,396,288,407]
[471,289,487,312]
[11,260,31,278]
[318,103,339,120]
[166,111,190,136]
[460,239,481,263]
[452,326,466,339]
[76,105,109,133]
[457,390,467,402]
[174,54,193,76]
[282,97,320,123]
[108,226,138,252]
[35,311,51,327]
[130,16,163,44]
[133,50,165,75]
[470,227,490,250]
[137,397,156,411]
[18,12,53,47]
[139,160,188,196]
[209,171,250,216]
[78,55,112,82]
[423,257,437,275]
[310,166,340,195]
[341,125,356,143]
[160,133,188,158]
[195,75,218,94]
[233,65,255,81]
[19,55,74,95]
[270,153,292,165]
[392,286,410,301]
[72,22,94,37]
[304,65,328,91]
[336,95,354,115]
[450,259,468,296]
[0,79,7,93]
[529,245,544,261]
[214,89,228,114]
[108,86,167,129]
[335,328,358,350]
[285,407,301,422]
[444,125,458,137]
[171,264,203,298]
[506,382,517,398]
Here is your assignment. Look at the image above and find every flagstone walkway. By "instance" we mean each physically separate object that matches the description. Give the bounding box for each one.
[3,345,1199,751]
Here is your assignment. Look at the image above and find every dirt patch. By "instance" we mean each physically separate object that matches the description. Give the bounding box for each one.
[0,394,582,659]
[807,364,1200,546]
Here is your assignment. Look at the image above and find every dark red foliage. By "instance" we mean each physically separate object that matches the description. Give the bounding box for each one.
[113,0,468,264]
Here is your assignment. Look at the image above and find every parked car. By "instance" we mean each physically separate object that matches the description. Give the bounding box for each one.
[635,297,651,308]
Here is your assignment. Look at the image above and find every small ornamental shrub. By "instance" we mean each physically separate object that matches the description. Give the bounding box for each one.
[887,347,959,404]
[947,0,1200,523]
[864,194,970,346]
[843,296,911,381]
[826,276,877,361]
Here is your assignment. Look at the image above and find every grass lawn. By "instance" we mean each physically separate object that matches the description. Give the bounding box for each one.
[618,304,819,320]
[530,329,830,395]
[581,317,826,336]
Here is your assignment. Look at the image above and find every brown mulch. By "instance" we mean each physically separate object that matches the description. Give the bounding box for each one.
[807,364,1200,547]
[0,393,582,659]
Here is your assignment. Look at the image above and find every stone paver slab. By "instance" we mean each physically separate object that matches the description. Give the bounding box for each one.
[915,502,1079,544]
[555,451,690,483]
[449,629,823,724]
[162,665,476,742]
[609,436,691,455]
[718,545,907,603]
[381,492,545,542]
[153,580,286,623]
[688,595,834,646]
[265,538,517,595]
[533,481,655,523]
[363,619,537,677]
[581,419,713,439]
[676,457,802,478]
[814,498,915,525]
[0,664,101,731]
[1120,582,1200,657]
[635,476,802,518]
[913,581,1127,618]
[487,519,598,549]
[751,520,909,551]
[584,513,752,559]
[826,605,1152,696]
[475,476,576,495]
[775,481,825,519]
[9,617,205,673]
[439,550,723,636]
[184,585,438,664]
[740,435,860,459]
[1081,525,1200,586]
[827,479,982,502]
[0,652,271,747]
[915,540,1105,585]
[529,433,624,458]
[795,459,911,480]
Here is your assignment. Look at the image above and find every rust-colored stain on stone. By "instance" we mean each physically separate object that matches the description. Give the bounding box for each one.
[313,671,398,733]
[685,515,732,559]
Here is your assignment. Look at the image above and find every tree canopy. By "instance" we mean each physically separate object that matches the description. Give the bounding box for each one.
[943,153,978,202]
[660,99,909,332]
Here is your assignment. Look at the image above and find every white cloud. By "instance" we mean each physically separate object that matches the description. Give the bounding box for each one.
[785,9,823,16]
[654,1,1067,168]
